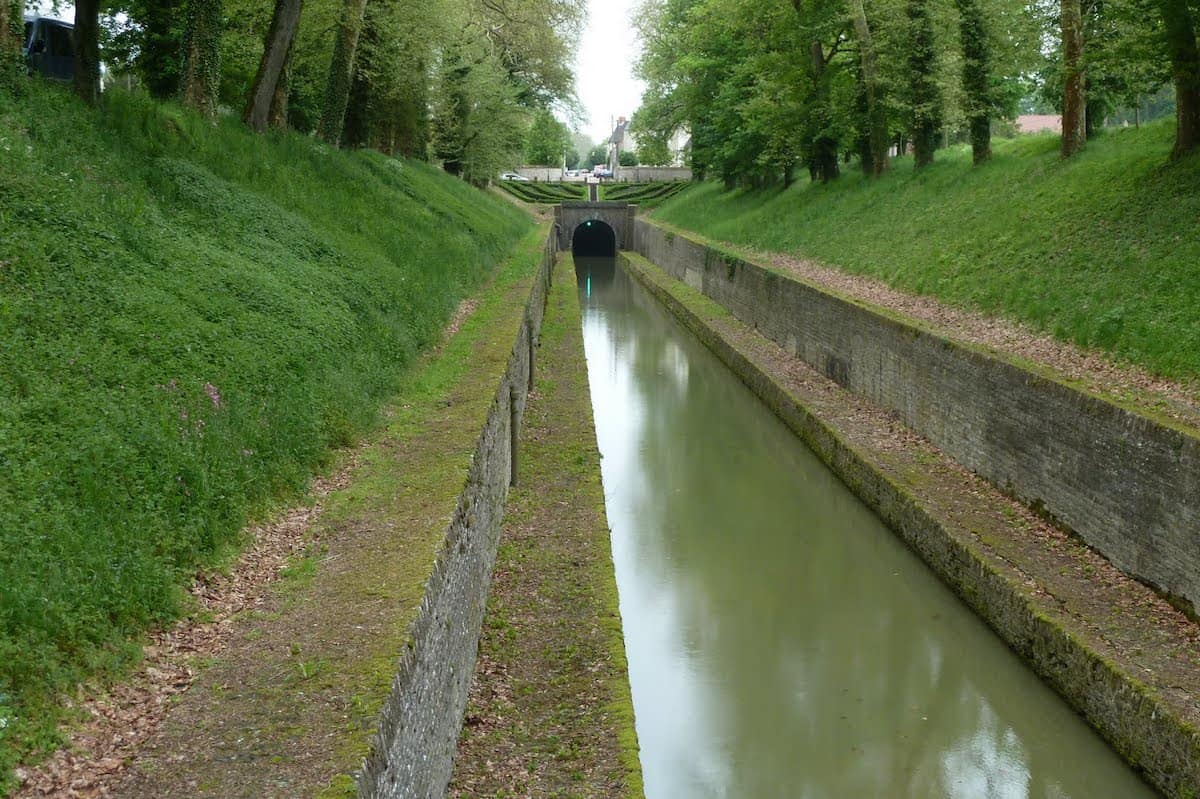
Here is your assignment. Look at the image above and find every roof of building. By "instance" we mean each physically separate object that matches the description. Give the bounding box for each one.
[1015,114,1062,134]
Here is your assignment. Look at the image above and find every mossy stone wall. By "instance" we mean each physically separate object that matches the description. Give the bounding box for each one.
[357,233,556,799]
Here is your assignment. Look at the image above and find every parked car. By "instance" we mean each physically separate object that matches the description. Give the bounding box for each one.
[500,172,530,181]
[22,16,75,82]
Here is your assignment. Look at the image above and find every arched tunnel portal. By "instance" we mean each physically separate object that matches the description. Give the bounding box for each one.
[572,220,617,257]
[555,202,635,254]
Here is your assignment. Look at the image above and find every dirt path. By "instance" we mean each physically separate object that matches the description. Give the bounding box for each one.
[449,255,643,798]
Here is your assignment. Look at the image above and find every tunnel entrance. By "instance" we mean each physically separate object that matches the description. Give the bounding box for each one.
[572,220,617,257]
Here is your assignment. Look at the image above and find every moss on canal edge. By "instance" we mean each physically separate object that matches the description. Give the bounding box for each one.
[107,228,550,799]
[449,254,643,798]
[621,252,1200,799]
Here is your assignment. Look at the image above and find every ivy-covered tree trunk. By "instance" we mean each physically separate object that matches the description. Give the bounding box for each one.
[955,0,991,164]
[1061,0,1086,158]
[244,0,304,133]
[1157,0,1200,158]
[180,0,222,119]
[318,0,370,144]
[1,0,21,82]
[73,0,102,104]
[906,0,940,169]
[849,0,888,176]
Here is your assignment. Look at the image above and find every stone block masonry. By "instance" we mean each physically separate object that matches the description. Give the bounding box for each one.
[634,220,1200,618]
[357,232,556,799]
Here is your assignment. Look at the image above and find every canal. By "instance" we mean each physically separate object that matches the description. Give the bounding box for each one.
[575,255,1157,798]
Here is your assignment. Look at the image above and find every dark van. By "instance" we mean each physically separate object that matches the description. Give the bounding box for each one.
[22,16,75,82]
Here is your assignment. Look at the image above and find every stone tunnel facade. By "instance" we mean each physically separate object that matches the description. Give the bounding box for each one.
[555,202,637,253]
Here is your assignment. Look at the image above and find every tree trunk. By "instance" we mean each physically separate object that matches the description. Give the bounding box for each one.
[907,0,940,168]
[1,0,20,76]
[317,0,369,144]
[808,39,840,182]
[244,0,303,132]
[849,0,888,176]
[267,41,294,130]
[73,0,102,104]
[1157,0,1200,158]
[955,0,991,164]
[1061,0,1086,158]
[180,0,222,119]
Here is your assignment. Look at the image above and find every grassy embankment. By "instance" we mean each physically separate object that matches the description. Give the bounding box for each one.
[0,81,530,789]
[653,122,1200,383]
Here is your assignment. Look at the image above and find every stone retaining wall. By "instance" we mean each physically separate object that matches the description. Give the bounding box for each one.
[622,252,1200,798]
[357,232,556,799]
[633,220,1200,617]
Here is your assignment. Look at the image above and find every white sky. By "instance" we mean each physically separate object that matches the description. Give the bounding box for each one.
[574,0,646,143]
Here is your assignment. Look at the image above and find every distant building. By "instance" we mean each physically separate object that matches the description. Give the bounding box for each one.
[1015,115,1062,134]
[609,116,633,176]
[667,129,690,167]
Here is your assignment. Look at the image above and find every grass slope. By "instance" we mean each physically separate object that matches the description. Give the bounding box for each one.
[653,123,1200,382]
[0,82,529,789]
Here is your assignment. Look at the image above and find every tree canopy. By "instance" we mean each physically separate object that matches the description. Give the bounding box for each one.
[632,0,1196,183]
[74,0,585,181]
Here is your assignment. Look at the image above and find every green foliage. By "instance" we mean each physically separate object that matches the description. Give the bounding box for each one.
[0,83,530,790]
[585,143,608,168]
[618,149,637,166]
[653,121,1200,381]
[633,133,672,167]
[524,108,571,166]
[430,27,527,183]
[632,0,1047,184]
[906,0,941,167]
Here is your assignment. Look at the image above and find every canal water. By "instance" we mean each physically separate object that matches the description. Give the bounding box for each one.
[575,256,1157,799]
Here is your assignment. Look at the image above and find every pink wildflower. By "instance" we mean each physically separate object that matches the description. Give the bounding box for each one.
[204,382,222,409]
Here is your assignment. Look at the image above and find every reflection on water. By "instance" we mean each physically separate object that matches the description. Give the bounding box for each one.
[576,256,1157,799]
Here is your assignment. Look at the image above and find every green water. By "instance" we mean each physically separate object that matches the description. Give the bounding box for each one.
[576,256,1159,799]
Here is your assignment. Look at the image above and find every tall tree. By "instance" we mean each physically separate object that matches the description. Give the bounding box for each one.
[73,0,103,103]
[848,0,888,176]
[1157,0,1200,157]
[792,0,844,182]
[956,0,991,164]
[1061,0,1086,156]
[906,0,940,168]
[317,0,369,143]
[180,0,222,118]
[138,0,185,98]
[524,108,571,166]
[244,0,304,132]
